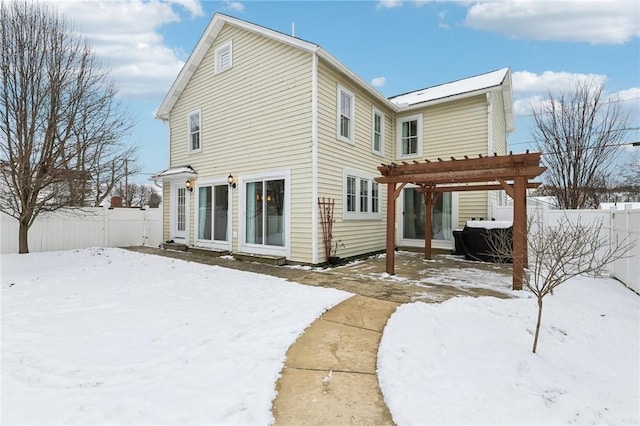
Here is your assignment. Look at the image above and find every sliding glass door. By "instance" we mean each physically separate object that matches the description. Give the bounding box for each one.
[402,188,453,241]
[197,184,228,245]
[246,179,285,247]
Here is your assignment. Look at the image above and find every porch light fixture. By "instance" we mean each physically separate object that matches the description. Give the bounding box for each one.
[227,174,237,189]
[185,179,193,192]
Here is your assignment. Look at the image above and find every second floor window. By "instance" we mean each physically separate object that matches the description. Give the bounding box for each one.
[337,84,355,142]
[372,109,384,155]
[397,114,423,158]
[188,111,201,152]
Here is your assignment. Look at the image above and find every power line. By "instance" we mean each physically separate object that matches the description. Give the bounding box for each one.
[509,127,640,147]
[514,96,640,120]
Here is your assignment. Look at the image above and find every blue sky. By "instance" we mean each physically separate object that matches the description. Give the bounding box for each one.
[52,0,640,183]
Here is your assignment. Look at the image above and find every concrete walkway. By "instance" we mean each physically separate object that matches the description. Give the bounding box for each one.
[272,295,399,425]
[125,247,512,424]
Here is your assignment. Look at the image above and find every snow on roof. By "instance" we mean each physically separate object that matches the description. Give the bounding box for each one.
[151,166,197,180]
[389,68,510,107]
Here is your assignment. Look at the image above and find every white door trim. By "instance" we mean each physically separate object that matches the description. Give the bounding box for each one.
[192,177,233,251]
[170,181,190,244]
[238,169,291,258]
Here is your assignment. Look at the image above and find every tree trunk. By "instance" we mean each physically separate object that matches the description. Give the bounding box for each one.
[18,218,30,253]
[532,297,543,353]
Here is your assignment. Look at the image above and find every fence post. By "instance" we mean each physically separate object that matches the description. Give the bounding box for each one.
[143,206,149,246]
[103,206,110,247]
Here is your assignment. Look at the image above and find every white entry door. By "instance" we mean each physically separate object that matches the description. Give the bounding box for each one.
[171,183,189,243]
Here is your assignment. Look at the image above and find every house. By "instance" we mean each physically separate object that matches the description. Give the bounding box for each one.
[152,13,514,264]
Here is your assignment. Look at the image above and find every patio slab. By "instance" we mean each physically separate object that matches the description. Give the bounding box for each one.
[126,247,514,304]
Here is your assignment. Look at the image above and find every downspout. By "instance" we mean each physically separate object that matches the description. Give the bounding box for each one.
[311,50,319,264]
[486,92,494,220]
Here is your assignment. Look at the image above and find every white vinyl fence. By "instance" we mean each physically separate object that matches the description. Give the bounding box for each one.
[495,205,640,293]
[1,207,162,254]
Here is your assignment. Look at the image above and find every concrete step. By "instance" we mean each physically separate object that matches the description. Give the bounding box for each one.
[188,246,229,257]
[234,252,286,266]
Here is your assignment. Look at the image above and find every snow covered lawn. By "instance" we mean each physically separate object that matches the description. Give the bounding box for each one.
[378,275,640,425]
[1,248,350,425]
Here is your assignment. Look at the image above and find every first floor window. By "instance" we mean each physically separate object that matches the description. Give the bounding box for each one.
[372,182,379,213]
[346,176,356,212]
[344,170,380,219]
[360,178,368,213]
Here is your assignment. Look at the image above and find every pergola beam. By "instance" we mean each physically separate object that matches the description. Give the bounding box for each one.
[424,182,540,193]
[378,152,541,175]
[375,166,547,185]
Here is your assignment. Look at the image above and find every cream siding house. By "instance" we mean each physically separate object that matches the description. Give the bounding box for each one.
[154,13,515,264]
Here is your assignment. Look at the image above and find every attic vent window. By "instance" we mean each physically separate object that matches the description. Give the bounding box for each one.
[215,40,232,74]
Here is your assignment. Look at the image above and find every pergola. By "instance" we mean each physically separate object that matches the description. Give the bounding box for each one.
[375,152,546,290]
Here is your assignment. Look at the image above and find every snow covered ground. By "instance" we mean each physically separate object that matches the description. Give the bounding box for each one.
[2,248,638,425]
[378,275,640,425]
[1,248,350,425]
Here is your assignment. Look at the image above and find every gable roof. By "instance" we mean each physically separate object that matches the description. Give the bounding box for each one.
[389,68,515,131]
[156,13,392,120]
[156,13,514,132]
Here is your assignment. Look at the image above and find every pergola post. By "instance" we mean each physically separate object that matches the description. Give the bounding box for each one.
[422,190,440,260]
[512,175,527,290]
[424,191,433,260]
[385,182,396,274]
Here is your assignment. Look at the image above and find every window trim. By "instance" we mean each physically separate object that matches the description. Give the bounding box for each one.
[336,84,355,143]
[371,107,385,156]
[342,168,381,220]
[396,114,423,159]
[187,109,202,153]
[214,40,233,75]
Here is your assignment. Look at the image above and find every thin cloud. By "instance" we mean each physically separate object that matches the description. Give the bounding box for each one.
[224,1,245,12]
[376,0,402,10]
[511,70,638,125]
[50,0,202,101]
[371,77,387,88]
[464,0,640,45]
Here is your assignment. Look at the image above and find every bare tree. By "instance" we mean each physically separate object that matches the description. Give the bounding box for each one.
[0,1,137,253]
[525,216,632,352]
[533,79,630,209]
[616,151,640,202]
[487,215,633,353]
[112,183,161,208]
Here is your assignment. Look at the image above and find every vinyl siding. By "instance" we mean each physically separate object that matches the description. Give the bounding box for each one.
[491,91,508,155]
[167,24,314,262]
[316,59,394,261]
[489,90,509,216]
[405,95,490,228]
